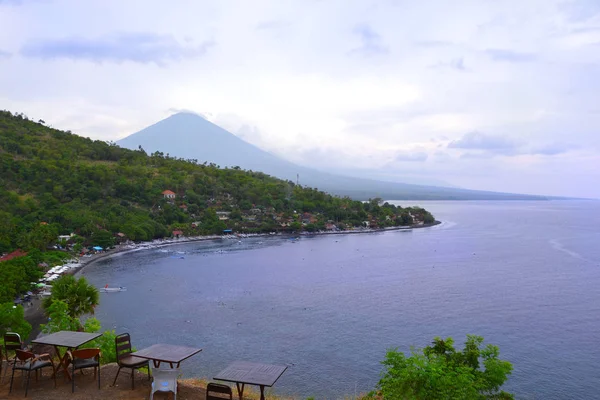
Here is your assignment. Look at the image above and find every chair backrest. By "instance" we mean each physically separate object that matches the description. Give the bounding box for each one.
[4,332,22,352]
[71,348,101,361]
[151,367,179,394]
[15,349,35,362]
[115,333,133,362]
[206,382,233,400]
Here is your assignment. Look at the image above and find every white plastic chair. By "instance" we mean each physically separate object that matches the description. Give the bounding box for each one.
[150,367,179,400]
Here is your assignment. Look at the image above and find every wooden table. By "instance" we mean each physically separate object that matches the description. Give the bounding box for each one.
[214,361,288,400]
[32,331,102,380]
[130,344,202,368]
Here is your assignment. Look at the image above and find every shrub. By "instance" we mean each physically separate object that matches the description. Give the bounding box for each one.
[374,335,513,400]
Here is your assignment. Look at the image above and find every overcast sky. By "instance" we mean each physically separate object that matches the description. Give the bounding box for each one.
[1,0,599,198]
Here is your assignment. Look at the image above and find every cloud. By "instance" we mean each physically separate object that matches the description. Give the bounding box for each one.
[416,40,453,47]
[529,142,577,156]
[0,50,11,59]
[484,49,537,62]
[448,132,517,152]
[460,152,493,160]
[394,151,429,162]
[165,108,215,120]
[559,0,600,21]
[256,20,290,31]
[451,133,577,158]
[20,33,214,65]
[431,57,468,71]
[349,24,388,56]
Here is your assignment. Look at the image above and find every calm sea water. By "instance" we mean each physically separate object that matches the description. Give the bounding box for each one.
[80,201,600,399]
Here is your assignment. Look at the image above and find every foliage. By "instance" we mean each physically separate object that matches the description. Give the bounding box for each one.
[0,303,32,339]
[91,229,115,249]
[0,255,43,303]
[84,329,118,364]
[0,109,436,254]
[42,275,99,318]
[374,335,513,400]
[40,299,81,333]
[40,299,117,364]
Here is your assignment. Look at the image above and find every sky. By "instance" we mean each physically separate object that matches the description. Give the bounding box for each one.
[1,0,599,198]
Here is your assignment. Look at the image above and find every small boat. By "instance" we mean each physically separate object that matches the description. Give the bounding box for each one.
[100,285,126,293]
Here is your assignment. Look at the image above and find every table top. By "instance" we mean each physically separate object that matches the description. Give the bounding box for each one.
[130,344,203,364]
[32,331,102,348]
[214,361,288,387]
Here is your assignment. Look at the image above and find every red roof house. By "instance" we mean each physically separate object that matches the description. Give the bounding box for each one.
[162,190,176,199]
[0,249,28,262]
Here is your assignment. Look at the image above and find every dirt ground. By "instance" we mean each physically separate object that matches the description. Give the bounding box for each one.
[0,363,235,400]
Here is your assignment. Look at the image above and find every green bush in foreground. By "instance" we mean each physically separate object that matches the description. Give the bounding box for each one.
[0,303,32,339]
[42,275,99,318]
[373,335,513,400]
[40,300,117,364]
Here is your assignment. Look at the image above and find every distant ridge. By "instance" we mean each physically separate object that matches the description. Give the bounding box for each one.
[118,113,550,200]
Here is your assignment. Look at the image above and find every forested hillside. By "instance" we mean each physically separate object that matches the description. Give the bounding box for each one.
[0,110,434,254]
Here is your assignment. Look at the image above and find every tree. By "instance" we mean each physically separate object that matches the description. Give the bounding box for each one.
[41,300,118,364]
[42,275,99,319]
[375,335,513,400]
[92,229,115,249]
[0,303,32,339]
[423,211,435,224]
[0,256,42,303]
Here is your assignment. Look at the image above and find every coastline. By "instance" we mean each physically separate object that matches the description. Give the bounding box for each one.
[24,220,441,340]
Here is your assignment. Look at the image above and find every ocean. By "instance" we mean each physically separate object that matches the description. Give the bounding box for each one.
[81,200,600,399]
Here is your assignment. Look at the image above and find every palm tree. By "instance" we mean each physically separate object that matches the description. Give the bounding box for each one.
[43,275,99,319]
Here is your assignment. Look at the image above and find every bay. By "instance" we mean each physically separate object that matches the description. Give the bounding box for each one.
[81,200,600,399]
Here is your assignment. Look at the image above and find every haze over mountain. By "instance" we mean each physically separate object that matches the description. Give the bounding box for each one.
[117,113,548,200]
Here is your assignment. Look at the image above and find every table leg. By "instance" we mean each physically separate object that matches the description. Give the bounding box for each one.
[236,382,245,400]
[52,346,73,381]
[260,385,266,400]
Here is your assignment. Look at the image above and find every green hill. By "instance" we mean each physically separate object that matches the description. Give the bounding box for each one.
[0,110,434,254]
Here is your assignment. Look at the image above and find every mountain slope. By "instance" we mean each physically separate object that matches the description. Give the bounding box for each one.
[0,109,435,254]
[118,113,547,200]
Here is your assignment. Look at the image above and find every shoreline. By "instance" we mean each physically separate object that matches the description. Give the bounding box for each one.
[76,220,441,275]
[25,220,441,340]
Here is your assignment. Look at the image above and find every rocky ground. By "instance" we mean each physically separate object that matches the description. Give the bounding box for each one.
[0,363,269,400]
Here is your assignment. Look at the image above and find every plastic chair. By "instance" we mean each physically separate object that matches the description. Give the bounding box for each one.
[9,349,56,397]
[68,348,101,393]
[206,382,233,400]
[150,366,179,400]
[2,332,24,383]
[113,332,151,389]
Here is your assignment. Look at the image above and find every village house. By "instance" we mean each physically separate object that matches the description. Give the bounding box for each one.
[301,212,313,224]
[216,211,231,220]
[57,233,75,242]
[0,249,27,262]
[172,230,183,238]
[162,190,176,200]
[325,222,337,231]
